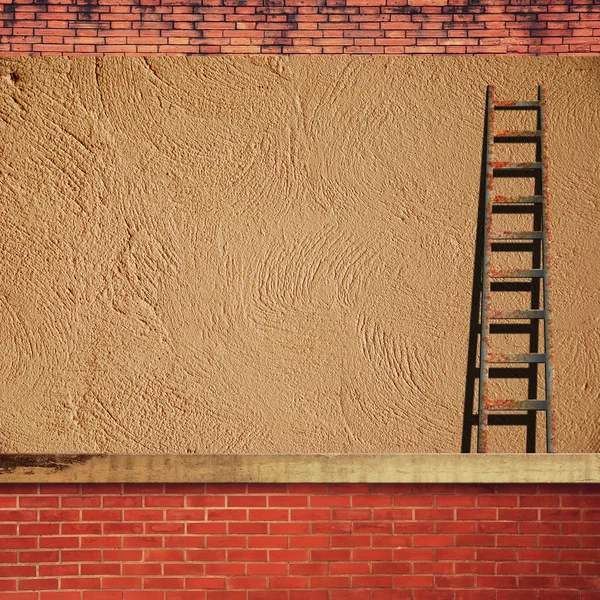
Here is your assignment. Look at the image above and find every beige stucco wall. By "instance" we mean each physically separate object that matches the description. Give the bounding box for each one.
[0,56,598,454]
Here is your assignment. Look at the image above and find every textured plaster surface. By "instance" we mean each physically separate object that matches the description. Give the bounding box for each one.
[0,57,598,454]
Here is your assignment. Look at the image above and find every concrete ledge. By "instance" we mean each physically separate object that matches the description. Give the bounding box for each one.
[0,454,598,483]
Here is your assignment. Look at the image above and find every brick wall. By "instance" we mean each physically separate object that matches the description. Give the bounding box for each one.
[0,483,599,599]
[0,0,599,56]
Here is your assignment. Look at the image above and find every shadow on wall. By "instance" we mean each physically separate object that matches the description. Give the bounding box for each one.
[461,97,545,453]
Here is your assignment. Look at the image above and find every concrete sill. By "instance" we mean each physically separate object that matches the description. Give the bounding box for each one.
[0,453,598,483]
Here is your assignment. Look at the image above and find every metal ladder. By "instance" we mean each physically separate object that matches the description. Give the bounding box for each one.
[478,85,555,453]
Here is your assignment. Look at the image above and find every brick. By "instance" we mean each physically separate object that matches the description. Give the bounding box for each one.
[0,510,37,521]
[415,509,455,520]
[61,578,102,589]
[455,593,495,600]
[332,509,372,520]
[102,577,142,589]
[498,508,538,521]
[478,495,517,507]
[247,563,288,575]
[518,548,559,561]
[82,536,122,549]
[119,536,163,549]
[0,536,37,549]
[560,577,600,589]
[102,549,141,561]
[352,495,393,507]
[518,575,559,588]
[165,535,205,548]
[81,510,122,521]
[393,575,434,588]
[19,496,59,508]
[143,578,184,589]
[497,562,537,575]
[456,562,495,575]
[414,534,454,547]
[518,522,559,535]
[436,495,475,507]
[311,549,349,561]
[372,562,412,575]
[477,576,517,588]
[103,496,143,508]
[165,563,205,576]
[40,536,80,548]
[19,579,59,591]
[353,522,392,534]
[310,495,350,507]
[269,496,308,507]
[124,509,164,521]
[147,522,185,534]
[82,593,122,600]
[62,497,102,508]
[186,550,226,561]
[207,509,246,521]
[457,509,496,520]
[104,522,144,534]
[166,510,206,521]
[353,548,393,561]
[331,534,371,547]
[331,561,371,575]
[541,562,579,575]
[414,593,453,600]
[290,535,329,548]
[82,565,121,576]
[291,510,330,521]
[538,535,580,548]
[187,496,225,508]
[227,549,267,561]
[248,593,287,600]
[395,521,435,534]
[227,496,266,507]
[19,551,59,563]
[371,592,412,600]
[186,578,226,589]
[272,522,308,534]
[249,509,289,521]
[541,508,581,521]
[206,535,247,548]
[519,495,560,507]
[0,566,36,577]
[82,485,122,495]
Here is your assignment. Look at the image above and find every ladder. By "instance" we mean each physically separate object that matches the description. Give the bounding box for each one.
[477,85,556,454]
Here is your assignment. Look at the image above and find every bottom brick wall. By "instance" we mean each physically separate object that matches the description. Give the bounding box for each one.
[0,483,599,599]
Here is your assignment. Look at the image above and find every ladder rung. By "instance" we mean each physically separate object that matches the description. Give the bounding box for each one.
[491,231,543,240]
[494,130,541,139]
[492,195,543,204]
[488,309,545,320]
[487,352,546,364]
[489,268,544,278]
[491,161,542,170]
[487,399,548,411]
[494,100,541,110]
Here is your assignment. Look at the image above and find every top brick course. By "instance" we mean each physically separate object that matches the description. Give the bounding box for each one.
[0,0,599,55]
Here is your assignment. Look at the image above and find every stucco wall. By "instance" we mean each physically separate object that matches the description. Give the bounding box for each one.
[0,56,598,453]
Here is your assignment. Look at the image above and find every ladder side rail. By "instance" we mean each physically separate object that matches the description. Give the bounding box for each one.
[478,85,496,454]
[539,85,556,453]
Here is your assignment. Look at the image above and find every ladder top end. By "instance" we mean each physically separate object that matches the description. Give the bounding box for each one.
[538,85,546,100]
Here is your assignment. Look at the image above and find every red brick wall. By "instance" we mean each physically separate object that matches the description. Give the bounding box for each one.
[0,0,599,56]
[0,483,599,599]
